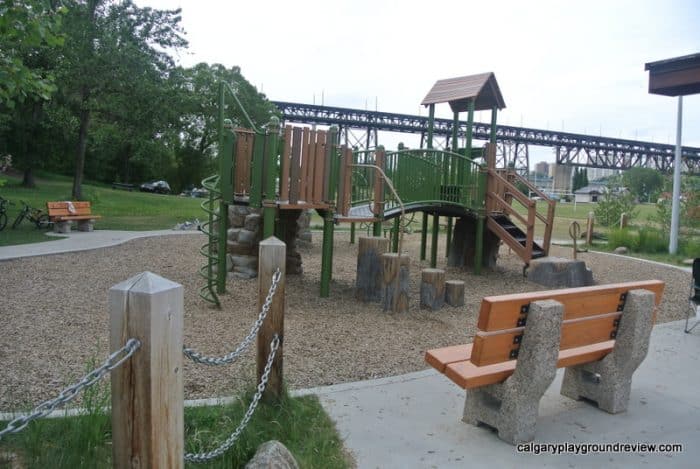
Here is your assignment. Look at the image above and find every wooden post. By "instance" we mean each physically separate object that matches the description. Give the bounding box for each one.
[382,253,410,313]
[586,211,595,245]
[420,268,445,310]
[258,237,286,401]
[445,280,465,307]
[110,272,184,469]
[356,236,389,302]
[620,212,628,229]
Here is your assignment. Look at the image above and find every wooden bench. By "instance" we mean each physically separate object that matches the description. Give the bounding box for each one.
[47,201,102,233]
[425,280,665,444]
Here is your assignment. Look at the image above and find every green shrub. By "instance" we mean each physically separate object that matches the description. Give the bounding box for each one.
[637,227,667,253]
[607,228,638,251]
[681,238,700,259]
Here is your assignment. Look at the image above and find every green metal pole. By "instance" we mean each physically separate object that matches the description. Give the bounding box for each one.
[474,214,484,275]
[427,104,435,149]
[216,116,234,295]
[430,213,439,268]
[392,217,400,253]
[465,99,475,173]
[350,222,356,244]
[263,117,280,239]
[320,213,334,297]
[420,212,427,260]
[445,110,459,258]
[490,105,498,144]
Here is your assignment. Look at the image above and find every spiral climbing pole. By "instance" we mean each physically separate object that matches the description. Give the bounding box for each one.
[199,173,223,307]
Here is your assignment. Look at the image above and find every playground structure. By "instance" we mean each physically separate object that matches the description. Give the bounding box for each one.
[201,73,556,306]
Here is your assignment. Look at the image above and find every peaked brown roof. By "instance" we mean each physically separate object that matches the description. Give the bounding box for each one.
[421,72,506,112]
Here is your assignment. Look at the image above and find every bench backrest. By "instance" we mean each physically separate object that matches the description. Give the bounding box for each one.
[470,280,665,366]
[47,201,93,218]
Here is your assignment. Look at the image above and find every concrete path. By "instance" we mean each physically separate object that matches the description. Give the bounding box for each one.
[305,320,700,468]
[0,229,203,261]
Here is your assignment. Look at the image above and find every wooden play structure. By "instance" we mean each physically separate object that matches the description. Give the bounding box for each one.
[200,74,556,306]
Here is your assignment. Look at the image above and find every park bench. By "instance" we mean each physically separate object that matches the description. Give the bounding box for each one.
[425,280,665,444]
[47,201,102,233]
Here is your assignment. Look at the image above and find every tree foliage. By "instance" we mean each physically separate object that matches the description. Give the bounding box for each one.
[0,0,274,197]
[594,181,638,228]
[572,167,589,192]
[622,167,664,203]
[0,0,66,108]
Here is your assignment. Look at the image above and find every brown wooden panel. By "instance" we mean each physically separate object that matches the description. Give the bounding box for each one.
[476,280,665,332]
[471,312,620,366]
[425,344,472,373]
[289,127,302,204]
[444,341,614,389]
[234,131,253,194]
[280,125,293,201]
[373,149,385,215]
[47,202,96,219]
[298,127,310,203]
[312,131,327,203]
[305,129,317,203]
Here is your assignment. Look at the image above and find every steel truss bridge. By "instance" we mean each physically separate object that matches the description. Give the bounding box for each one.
[272,101,700,173]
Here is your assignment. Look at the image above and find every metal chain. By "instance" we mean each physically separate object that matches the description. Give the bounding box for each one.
[185,334,280,463]
[0,338,141,440]
[184,269,281,365]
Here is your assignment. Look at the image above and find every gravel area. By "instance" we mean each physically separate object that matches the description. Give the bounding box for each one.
[0,232,689,411]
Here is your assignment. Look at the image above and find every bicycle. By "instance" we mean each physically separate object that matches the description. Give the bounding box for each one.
[12,200,51,230]
[0,196,11,231]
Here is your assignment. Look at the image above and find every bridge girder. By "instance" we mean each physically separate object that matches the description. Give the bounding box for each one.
[272,101,700,173]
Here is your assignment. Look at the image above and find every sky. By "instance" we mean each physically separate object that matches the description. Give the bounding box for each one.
[137,0,700,164]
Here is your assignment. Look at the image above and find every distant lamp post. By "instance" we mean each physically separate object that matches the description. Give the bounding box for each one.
[645,53,700,254]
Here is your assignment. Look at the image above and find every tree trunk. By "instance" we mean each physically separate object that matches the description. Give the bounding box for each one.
[72,88,91,200]
[21,168,35,188]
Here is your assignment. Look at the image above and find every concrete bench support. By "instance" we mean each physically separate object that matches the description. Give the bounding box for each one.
[463,299,564,444]
[560,289,655,413]
[54,221,72,233]
[77,220,95,232]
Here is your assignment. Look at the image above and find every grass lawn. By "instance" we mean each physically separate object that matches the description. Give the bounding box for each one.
[0,389,350,468]
[0,173,204,238]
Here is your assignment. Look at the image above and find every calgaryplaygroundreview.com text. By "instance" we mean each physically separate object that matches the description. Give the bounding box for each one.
[517,442,683,455]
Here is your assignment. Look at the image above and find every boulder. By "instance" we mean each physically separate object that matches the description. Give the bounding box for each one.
[527,256,594,288]
[614,246,628,255]
[245,440,299,469]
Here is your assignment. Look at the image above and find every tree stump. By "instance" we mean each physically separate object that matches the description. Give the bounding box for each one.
[382,253,410,313]
[420,268,445,310]
[356,236,389,302]
[585,212,595,245]
[445,280,465,307]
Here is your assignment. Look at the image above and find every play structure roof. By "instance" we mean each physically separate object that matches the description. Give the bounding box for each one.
[421,72,506,112]
[645,52,700,96]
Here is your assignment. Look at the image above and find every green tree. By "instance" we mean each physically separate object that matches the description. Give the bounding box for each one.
[622,167,664,203]
[594,182,638,227]
[57,0,187,199]
[0,0,66,108]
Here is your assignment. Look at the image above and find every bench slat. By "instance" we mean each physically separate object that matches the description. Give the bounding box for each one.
[471,312,620,366]
[425,344,472,373]
[442,341,615,389]
[477,280,664,332]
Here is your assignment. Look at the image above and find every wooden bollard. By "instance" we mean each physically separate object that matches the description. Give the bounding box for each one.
[382,252,410,313]
[420,268,445,310]
[258,236,286,401]
[585,211,595,245]
[110,272,184,469]
[445,280,465,307]
[620,212,628,229]
[356,236,389,302]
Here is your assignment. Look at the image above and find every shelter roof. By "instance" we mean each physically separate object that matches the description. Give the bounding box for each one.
[421,72,506,112]
[645,53,700,96]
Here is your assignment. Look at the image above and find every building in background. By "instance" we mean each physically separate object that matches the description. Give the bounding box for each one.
[534,161,549,175]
